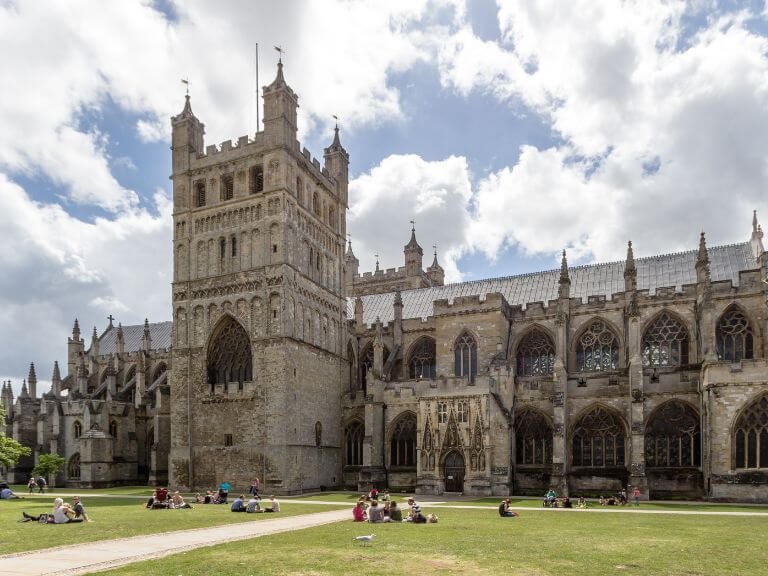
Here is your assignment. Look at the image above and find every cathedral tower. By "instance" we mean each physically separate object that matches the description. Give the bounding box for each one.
[169,63,348,492]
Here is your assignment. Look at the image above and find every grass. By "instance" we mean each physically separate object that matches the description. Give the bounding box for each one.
[0,495,345,555]
[96,505,768,576]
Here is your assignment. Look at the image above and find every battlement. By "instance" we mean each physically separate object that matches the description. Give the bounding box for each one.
[433,292,507,315]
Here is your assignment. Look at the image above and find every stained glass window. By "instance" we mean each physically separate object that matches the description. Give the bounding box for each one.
[516,328,555,376]
[515,409,553,465]
[645,401,701,467]
[207,316,252,391]
[344,421,364,466]
[641,312,689,367]
[576,320,619,371]
[390,412,416,468]
[572,407,625,467]
[409,337,436,379]
[455,332,478,382]
[733,395,768,469]
[716,307,754,363]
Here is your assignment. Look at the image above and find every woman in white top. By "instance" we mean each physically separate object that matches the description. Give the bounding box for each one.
[52,497,83,524]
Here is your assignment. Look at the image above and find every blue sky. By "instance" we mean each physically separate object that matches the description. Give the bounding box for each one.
[1,0,768,393]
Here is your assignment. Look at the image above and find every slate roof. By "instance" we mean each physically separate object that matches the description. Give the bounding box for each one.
[96,321,173,355]
[348,242,756,326]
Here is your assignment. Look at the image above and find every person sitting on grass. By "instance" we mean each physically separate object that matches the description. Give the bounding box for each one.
[388,500,403,522]
[246,495,261,513]
[194,493,204,504]
[543,488,557,507]
[407,504,427,524]
[1,486,20,499]
[576,496,587,509]
[23,498,83,524]
[499,498,518,517]
[380,490,390,502]
[562,496,573,509]
[265,496,280,513]
[367,500,384,523]
[72,496,93,522]
[353,500,367,522]
[231,494,247,512]
[171,491,192,509]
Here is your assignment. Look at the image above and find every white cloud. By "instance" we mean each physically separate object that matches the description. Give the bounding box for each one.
[348,154,472,282]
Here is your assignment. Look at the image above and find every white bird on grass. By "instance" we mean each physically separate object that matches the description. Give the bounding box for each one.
[353,534,375,546]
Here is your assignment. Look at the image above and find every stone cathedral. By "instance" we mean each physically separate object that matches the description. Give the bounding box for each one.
[4,63,768,502]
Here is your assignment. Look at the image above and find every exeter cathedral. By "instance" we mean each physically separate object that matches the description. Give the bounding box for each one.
[3,63,768,502]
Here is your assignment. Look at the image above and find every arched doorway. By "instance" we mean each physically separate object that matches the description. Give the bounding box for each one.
[443,451,465,492]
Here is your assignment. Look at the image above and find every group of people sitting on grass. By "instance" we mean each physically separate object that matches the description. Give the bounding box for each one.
[146,488,192,509]
[353,495,437,524]
[229,494,280,513]
[20,496,91,524]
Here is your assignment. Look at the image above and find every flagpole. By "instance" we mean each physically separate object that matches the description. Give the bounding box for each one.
[255,43,260,133]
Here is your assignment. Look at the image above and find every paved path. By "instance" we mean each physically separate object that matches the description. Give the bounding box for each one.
[0,508,349,576]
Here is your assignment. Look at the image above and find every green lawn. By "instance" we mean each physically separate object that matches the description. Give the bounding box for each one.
[95,506,768,576]
[0,496,344,555]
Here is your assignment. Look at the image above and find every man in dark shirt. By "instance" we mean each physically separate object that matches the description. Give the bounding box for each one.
[72,496,92,522]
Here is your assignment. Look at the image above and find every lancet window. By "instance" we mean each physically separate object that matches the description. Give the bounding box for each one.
[516,328,555,376]
[572,407,625,467]
[390,412,416,468]
[716,307,754,363]
[249,165,264,194]
[734,395,768,469]
[454,332,478,382]
[194,180,206,207]
[645,401,701,468]
[641,312,689,367]
[206,316,252,391]
[221,174,234,200]
[515,409,553,466]
[344,421,364,466]
[576,320,619,371]
[408,337,436,380]
[73,420,82,439]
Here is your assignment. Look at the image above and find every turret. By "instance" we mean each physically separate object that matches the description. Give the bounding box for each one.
[262,61,298,146]
[90,326,100,358]
[324,123,350,206]
[344,238,359,294]
[426,248,445,286]
[404,224,424,277]
[142,318,152,352]
[171,93,205,176]
[696,232,710,284]
[19,378,28,398]
[51,361,62,397]
[27,362,37,399]
[624,241,637,292]
[558,249,571,300]
[1,381,14,418]
[68,318,84,379]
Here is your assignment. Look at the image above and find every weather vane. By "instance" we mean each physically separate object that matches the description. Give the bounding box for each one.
[181,78,190,95]
[410,219,415,231]
[274,45,284,63]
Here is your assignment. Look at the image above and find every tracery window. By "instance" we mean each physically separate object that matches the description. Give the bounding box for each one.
[516,328,555,376]
[457,401,469,423]
[207,316,252,391]
[734,395,768,469]
[645,401,700,468]
[68,453,81,480]
[641,312,689,367]
[437,402,447,424]
[221,174,234,200]
[73,421,82,439]
[408,337,436,380]
[194,180,206,207]
[515,409,553,465]
[716,307,754,363]
[572,407,625,467]
[576,320,619,371]
[454,332,478,382]
[249,165,264,194]
[390,412,416,468]
[345,421,364,466]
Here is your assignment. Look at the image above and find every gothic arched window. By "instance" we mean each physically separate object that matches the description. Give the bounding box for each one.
[454,332,478,382]
[515,409,553,465]
[347,342,356,394]
[408,337,436,380]
[641,312,689,367]
[716,306,754,363]
[207,316,252,391]
[572,407,625,467]
[109,420,118,439]
[390,412,416,468]
[516,328,555,376]
[576,320,619,371]
[68,453,81,480]
[194,180,206,207]
[645,401,700,468]
[73,421,82,439]
[344,420,364,466]
[733,395,768,469]
[315,421,322,447]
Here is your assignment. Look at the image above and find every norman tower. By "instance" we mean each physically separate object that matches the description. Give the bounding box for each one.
[169,62,349,492]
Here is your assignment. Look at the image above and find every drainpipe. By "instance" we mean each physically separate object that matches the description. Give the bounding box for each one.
[382,402,388,489]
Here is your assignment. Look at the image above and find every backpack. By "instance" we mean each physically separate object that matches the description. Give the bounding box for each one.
[37,477,46,486]
[38,513,52,524]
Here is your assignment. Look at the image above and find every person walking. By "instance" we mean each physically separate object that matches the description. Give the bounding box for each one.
[632,486,641,507]
[249,477,261,498]
[27,478,37,494]
[37,475,47,494]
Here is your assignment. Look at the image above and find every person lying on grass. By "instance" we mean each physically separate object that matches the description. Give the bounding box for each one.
[21,498,84,524]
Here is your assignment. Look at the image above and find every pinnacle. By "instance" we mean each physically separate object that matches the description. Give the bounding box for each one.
[559,249,570,284]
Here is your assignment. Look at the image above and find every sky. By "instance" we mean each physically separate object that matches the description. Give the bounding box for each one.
[1,0,768,395]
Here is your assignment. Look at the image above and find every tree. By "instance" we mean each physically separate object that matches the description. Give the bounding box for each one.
[33,453,66,481]
[0,400,31,468]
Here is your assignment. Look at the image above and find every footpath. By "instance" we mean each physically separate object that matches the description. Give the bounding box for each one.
[0,508,349,576]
